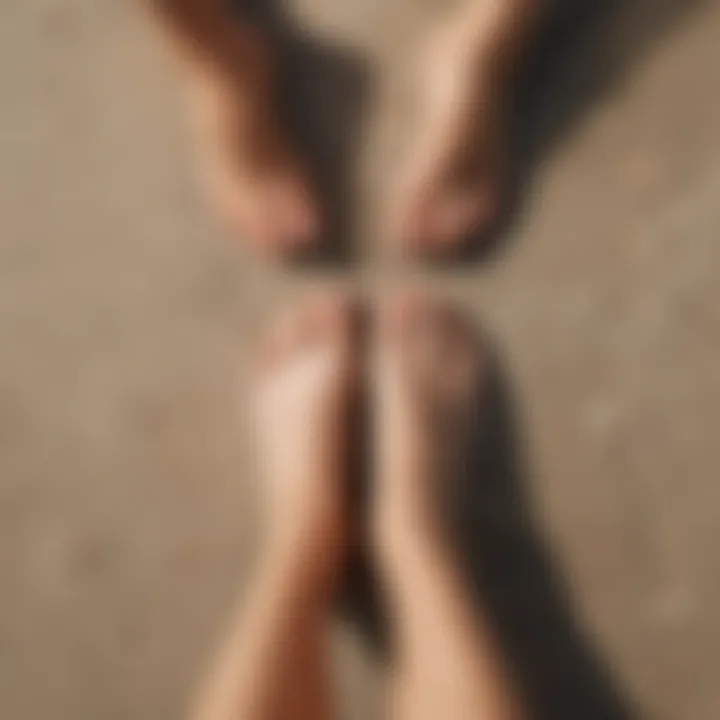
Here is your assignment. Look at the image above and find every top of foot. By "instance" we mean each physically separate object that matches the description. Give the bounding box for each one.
[252,292,359,581]
[189,25,320,259]
[372,292,489,555]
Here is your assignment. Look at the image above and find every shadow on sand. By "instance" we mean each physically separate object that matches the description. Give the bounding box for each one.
[339,328,638,720]
[449,356,637,720]
[473,0,708,262]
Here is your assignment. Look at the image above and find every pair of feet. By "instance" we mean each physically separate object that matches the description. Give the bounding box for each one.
[183,0,543,259]
[252,291,487,598]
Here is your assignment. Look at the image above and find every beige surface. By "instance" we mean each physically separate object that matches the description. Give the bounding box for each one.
[1,0,719,718]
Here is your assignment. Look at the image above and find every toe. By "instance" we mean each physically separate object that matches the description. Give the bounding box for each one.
[378,290,456,381]
[428,185,498,252]
[266,300,316,360]
[254,324,280,373]
[378,289,433,343]
[433,303,487,395]
[303,291,355,344]
[256,291,356,382]
[393,182,434,254]
[272,173,321,255]
[209,160,319,260]
[254,304,299,371]
[214,179,284,260]
[395,295,477,379]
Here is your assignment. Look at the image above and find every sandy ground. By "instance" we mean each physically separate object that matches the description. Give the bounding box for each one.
[1,0,719,718]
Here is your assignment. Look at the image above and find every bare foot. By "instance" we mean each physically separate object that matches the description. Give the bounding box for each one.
[188,24,319,257]
[252,292,358,586]
[371,294,525,720]
[372,292,488,562]
[391,0,544,257]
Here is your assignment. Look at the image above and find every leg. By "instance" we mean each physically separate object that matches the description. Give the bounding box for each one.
[372,293,526,720]
[391,0,549,256]
[143,0,319,256]
[191,294,358,720]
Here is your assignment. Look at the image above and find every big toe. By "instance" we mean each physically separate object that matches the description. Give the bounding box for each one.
[269,173,321,256]
[213,165,320,260]
[376,291,448,380]
[276,291,353,354]
[378,292,483,388]
[431,184,500,251]
[398,181,500,258]
[377,289,432,344]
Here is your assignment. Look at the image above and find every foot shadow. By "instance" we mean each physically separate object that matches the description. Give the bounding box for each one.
[232,0,370,266]
[450,353,638,719]
[339,334,638,719]
[474,0,708,263]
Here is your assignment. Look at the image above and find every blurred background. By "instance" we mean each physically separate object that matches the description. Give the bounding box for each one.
[1,0,719,718]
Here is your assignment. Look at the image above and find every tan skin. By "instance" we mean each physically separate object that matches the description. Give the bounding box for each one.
[144,1,548,717]
[373,293,524,720]
[143,0,546,258]
[145,0,319,256]
[391,0,548,256]
[190,292,525,720]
